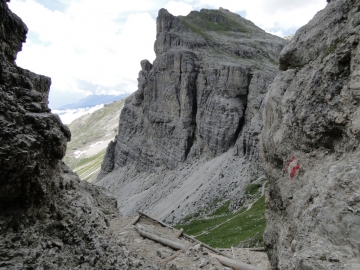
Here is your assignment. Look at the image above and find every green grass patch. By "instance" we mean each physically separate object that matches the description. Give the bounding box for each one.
[245,183,262,195]
[102,209,113,215]
[179,9,249,41]
[175,212,235,236]
[210,200,231,216]
[63,99,124,181]
[71,149,106,182]
[179,210,203,224]
[175,196,266,248]
[73,149,106,169]
[181,20,210,40]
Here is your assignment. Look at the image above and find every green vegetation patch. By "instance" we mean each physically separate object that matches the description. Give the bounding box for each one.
[179,9,248,40]
[178,198,224,224]
[72,149,106,182]
[64,99,124,181]
[102,209,114,215]
[175,195,266,248]
[210,200,231,216]
[245,183,262,195]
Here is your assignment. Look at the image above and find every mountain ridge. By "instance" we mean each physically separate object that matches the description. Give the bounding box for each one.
[56,93,129,110]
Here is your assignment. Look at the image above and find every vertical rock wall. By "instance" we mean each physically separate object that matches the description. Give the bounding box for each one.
[261,0,360,269]
[98,9,285,177]
[0,0,70,209]
[0,2,140,268]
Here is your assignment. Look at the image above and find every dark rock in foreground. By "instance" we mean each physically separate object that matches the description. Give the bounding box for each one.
[0,1,140,268]
[261,0,360,268]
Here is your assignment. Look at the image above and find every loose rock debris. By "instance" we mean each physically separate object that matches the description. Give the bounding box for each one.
[111,212,270,269]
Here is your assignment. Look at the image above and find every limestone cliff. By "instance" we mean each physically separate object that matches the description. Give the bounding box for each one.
[261,0,360,269]
[0,1,139,268]
[97,8,286,221]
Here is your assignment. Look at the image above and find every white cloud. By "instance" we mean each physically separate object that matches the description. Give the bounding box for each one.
[9,0,157,108]
[53,104,105,124]
[191,0,326,35]
[8,0,327,108]
[164,1,194,16]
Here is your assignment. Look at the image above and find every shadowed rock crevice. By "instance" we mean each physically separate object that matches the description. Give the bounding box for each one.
[184,70,199,159]
[234,72,254,152]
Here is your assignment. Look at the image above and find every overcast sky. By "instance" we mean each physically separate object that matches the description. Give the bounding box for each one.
[8,0,327,109]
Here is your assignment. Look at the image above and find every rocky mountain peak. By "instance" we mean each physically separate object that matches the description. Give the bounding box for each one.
[182,7,263,35]
[156,8,184,34]
[96,8,286,219]
[0,0,27,63]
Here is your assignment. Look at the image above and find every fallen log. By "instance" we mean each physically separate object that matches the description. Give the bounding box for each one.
[124,215,140,229]
[174,228,183,238]
[135,226,188,251]
[138,211,170,228]
[208,252,264,270]
[137,212,229,257]
[160,250,182,263]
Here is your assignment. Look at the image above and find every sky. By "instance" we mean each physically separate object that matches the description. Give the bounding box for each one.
[8,0,327,109]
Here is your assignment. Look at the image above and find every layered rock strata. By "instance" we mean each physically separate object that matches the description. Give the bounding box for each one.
[0,1,144,268]
[261,0,360,269]
[97,8,286,220]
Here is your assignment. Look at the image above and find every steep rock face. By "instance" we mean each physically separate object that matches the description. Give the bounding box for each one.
[261,0,360,269]
[0,1,141,269]
[97,8,286,219]
[0,0,70,209]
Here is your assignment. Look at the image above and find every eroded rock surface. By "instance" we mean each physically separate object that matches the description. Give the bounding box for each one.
[0,1,151,269]
[97,8,286,220]
[261,0,360,269]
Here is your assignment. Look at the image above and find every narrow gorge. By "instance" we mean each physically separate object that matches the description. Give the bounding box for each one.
[1,0,359,269]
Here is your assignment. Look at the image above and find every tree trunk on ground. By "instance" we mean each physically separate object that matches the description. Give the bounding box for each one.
[209,252,264,270]
[135,227,188,251]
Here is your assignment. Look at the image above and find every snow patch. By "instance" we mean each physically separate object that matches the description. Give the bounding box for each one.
[74,150,87,159]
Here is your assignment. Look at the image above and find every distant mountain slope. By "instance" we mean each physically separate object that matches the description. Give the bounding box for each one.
[57,93,129,110]
[64,100,125,181]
